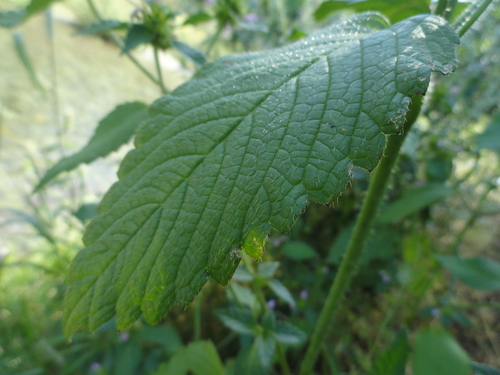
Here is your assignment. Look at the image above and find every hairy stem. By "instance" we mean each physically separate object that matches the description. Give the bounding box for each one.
[434,0,448,16]
[454,0,496,37]
[85,0,167,91]
[154,47,168,95]
[298,95,423,375]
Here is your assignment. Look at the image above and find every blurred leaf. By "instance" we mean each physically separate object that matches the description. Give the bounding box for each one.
[371,329,408,375]
[232,265,254,282]
[234,342,269,375]
[476,113,500,152]
[273,321,306,345]
[378,183,452,223]
[257,262,280,278]
[287,28,307,41]
[215,307,256,335]
[256,333,276,369]
[472,362,500,375]
[172,40,206,67]
[314,0,429,23]
[0,0,59,28]
[268,280,295,308]
[435,255,500,291]
[412,329,470,375]
[183,12,212,25]
[328,224,402,265]
[227,284,257,310]
[154,340,224,375]
[114,340,141,375]
[26,0,58,16]
[136,325,182,355]
[35,102,149,191]
[282,241,318,261]
[123,24,155,53]
[13,32,45,94]
[78,20,128,35]
[73,203,98,222]
[0,10,26,28]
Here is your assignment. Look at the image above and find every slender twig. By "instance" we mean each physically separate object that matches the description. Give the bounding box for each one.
[454,0,496,37]
[434,0,448,16]
[275,341,292,375]
[85,0,167,90]
[206,22,224,58]
[154,47,168,95]
[298,96,423,375]
[448,182,495,254]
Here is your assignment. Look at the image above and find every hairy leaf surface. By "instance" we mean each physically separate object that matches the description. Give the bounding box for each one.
[64,13,458,334]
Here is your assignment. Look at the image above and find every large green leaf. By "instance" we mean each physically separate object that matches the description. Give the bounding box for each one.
[63,13,458,334]
[35,102,149,191]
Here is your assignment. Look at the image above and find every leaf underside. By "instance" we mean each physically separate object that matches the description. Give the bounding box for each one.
[64,13,458,334]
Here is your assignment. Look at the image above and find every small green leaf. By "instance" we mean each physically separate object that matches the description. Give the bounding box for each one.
[412,329,470,375]
[256,333,276,369]
[123,24,155,53]
[257,261,280,278]
[371,329,409,375]
[227,284,257,310]
[234,342,269,375]
[78,20,128,35]
[287,28,307,42]
[64,13,458,334]
[378,183,452,223]
[35,102,149,191]
[476,113,500,152]
[472,362,500,375]
[0,10,26,28]
[435,255,500,291]
[215,307,256,335]
[13,32,45,94]
[232,266,254,282]
[268,280,295,308]
[153,340,224,375]
[273,321,307,345]
[184,12,213,25]
[172,40,207,67]
[73,203,98,222]
[282,241,318,261]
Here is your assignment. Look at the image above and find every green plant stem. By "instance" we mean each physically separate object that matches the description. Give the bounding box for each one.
[206,22,224,58]
[455,0,495,37]
[276,341,292,375]
[448,182,495,254]
[434,0,448,16]
[298,95,423,375]
[85,0,167,91]
[154,47,168,95]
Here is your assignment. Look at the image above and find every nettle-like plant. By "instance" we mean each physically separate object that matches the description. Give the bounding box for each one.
[5,0,495,373]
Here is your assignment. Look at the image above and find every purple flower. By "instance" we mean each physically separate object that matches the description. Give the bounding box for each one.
[431,308,441,318]
[90,362,102,372]
[243,13,259,23]
[204,0,215,5]
[120,331,130,342]
[437,139,446,148]
[379,270,391,284]
[300,289,308,300]
[267,299,277,309]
